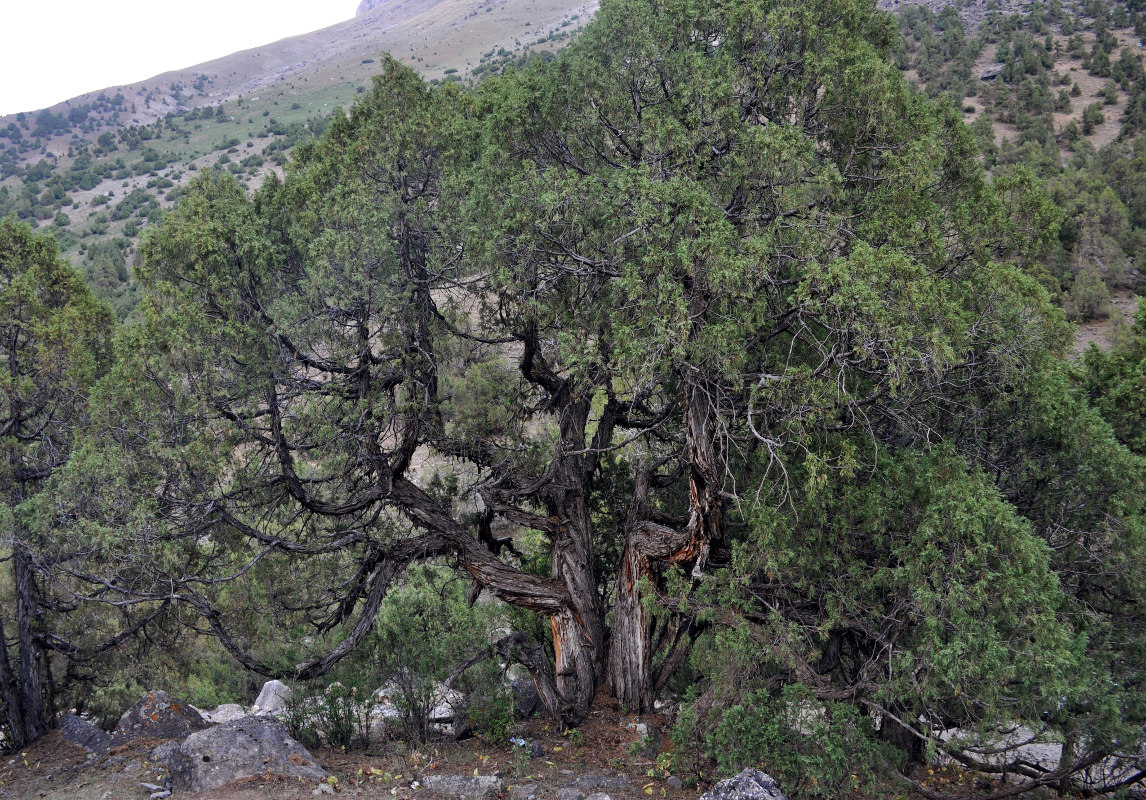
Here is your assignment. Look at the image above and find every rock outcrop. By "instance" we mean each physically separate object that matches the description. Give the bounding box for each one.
[58,714,111,755]
[169,716,327,792]
[700,769,788,800]
[114,690,210,742]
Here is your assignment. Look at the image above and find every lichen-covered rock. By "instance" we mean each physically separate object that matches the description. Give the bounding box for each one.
[700,769,788,800]
[58,714,111,755]
[421,774,504,799]
[114,690,209,742]
[169,716,326,793]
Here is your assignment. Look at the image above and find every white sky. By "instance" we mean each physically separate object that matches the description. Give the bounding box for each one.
[0,1,359,116]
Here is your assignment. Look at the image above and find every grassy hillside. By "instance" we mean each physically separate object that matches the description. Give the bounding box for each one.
[890,0,1146,349]
[0,0,595,317]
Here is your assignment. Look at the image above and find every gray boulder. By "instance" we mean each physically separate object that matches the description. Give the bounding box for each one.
[114,690,209,742]
[58,714,111,755]
[202,703,247,723]
[149,740,181,768]
[252,679,292,715]
[980,63,1006,81]
[558,789,586,800]
[511,677,542,718]
[571,775,631,792]
[511,783,541,800]
[169,716,326,793]
[700,769,788,800]
[421,775,505,799]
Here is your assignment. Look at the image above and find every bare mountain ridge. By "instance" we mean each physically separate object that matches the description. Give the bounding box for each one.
[1,0,595,128]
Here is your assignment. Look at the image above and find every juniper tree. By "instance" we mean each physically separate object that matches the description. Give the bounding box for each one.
[41,3,1122,780]
[0,219,113,746]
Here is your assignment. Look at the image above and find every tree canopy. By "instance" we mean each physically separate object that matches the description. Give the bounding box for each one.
[21,0,1146,794]
[0,218,113,746]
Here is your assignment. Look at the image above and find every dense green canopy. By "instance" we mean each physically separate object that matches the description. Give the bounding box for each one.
[17,0,1146,795]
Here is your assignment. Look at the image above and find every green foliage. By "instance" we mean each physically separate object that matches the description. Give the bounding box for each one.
[1066,265,1112,320]
[698,685,901,798]
[19,5,1146,794]
[280,682,377,749]
[373,566,509,742]
[1081,312,1146,455]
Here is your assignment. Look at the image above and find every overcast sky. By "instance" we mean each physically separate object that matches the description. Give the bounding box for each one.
[0,1,359,116]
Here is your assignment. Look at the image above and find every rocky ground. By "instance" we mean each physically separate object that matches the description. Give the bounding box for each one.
[0,687,999,800]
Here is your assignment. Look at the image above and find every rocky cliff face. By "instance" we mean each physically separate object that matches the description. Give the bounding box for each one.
[357,0,386,15]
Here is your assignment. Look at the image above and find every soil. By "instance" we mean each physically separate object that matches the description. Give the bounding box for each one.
[1072,288,1140,354]
[0,692,1012,800]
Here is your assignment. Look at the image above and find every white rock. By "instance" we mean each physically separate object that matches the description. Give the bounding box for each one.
[252,680,292,715]
[203,703,246,724]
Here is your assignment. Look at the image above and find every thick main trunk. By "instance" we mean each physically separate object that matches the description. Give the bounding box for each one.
[550,609,598,719]
[609,544,654,712]
[0,611,29,747]
[13,547,46,742]
[0,548,48,747]
[607,517,699,712]
[544,398,607,719]
[606,379,724,712]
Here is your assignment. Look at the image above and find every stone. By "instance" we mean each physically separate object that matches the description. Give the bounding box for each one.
[570,774,631,792]
[252,679,292,715]
[58,714,111,756]
[585,794,612,800]
[202,703,247,724]
[149,741,181,768]
[530,740,543,759]
[314,783,335,796]
[169,716,327,793]
[114,690,209,742]
[557,789,585,800]
[511,677,542,719]
[979,63,1006,81]
[511,782,541,800]
[699,769,788,800]
[421,774,505,799]
[667,776,684,791]
[626,721,664,757]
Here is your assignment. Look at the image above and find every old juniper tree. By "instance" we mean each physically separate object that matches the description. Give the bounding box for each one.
[48,0,1096,762]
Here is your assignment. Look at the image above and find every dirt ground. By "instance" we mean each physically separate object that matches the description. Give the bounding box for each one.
[0,691,1008,800]
[1073,288,1140,353]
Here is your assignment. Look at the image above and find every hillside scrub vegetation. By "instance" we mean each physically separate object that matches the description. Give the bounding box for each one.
[3,0,1146,797]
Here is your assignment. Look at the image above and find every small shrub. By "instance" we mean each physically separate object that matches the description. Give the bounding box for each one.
[1065,266,1111,321]
[375,565,509,743]
[674,685,902,800]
